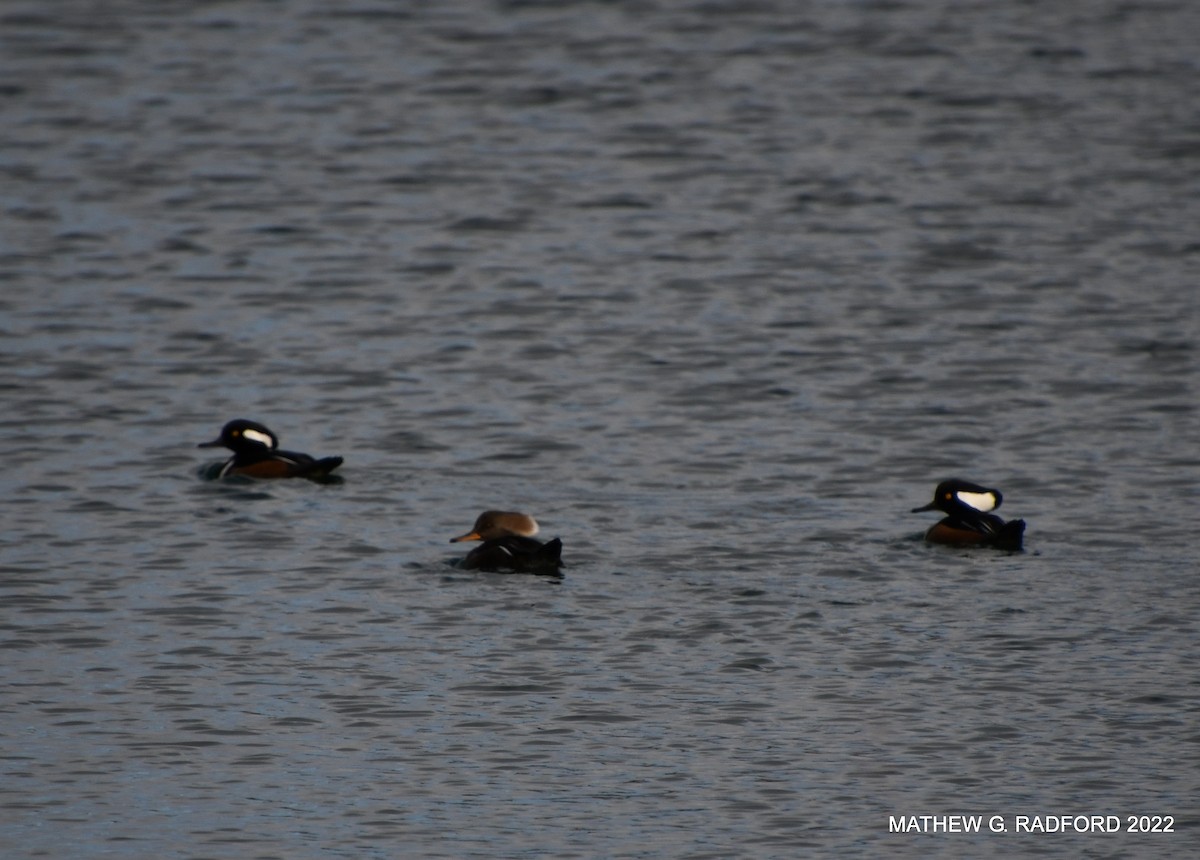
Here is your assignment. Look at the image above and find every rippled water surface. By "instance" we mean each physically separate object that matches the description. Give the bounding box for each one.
[2,1,1198,857]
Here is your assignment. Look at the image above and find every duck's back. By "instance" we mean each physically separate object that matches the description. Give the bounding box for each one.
[463,536,563,576]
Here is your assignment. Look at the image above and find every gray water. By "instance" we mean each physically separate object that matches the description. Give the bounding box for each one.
[1,1,1198,857]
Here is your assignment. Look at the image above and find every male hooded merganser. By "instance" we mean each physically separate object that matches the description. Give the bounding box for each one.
[197,419,343,480]
[912,479,1025,551]
[450,511,564,576]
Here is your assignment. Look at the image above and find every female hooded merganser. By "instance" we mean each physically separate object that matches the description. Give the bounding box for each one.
[450,511,564,576]
[912,479,1025,551]
[197,419,343,480]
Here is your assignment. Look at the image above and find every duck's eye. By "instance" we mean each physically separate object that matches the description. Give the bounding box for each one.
[231,429,241,437]
[944,492,952,500]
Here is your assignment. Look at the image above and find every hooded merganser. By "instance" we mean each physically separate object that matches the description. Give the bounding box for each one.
[912,479,1025,551]
[450,511,564,576]
[197,419,343,481]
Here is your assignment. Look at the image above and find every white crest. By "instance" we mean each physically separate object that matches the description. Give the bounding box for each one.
[242,428,275,448]
[955,490,997,512]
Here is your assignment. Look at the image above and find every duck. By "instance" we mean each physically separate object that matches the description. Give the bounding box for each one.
[912,479,1025,550]
[197,419,343,480]
[450,511,564,576]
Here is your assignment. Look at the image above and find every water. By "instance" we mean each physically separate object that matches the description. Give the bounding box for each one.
[1,1,1198,857]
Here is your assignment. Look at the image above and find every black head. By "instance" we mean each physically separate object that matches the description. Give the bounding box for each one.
[912,479,1003,516]
[198,419,279,454]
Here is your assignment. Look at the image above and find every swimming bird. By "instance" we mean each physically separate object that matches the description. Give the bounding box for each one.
[450,510,564,576]
[197,419,343,480]
[912,479,1025,550]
